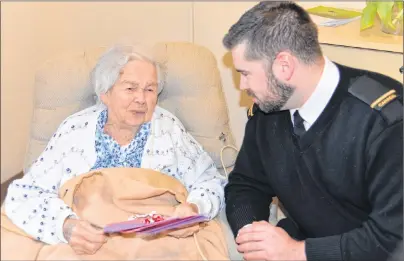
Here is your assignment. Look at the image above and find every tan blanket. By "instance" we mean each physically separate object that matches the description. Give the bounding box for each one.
[1,168,229,260]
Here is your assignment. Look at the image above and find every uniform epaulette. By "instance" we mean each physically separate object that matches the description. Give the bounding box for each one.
[348,75,402,124]
[247,103,258,120]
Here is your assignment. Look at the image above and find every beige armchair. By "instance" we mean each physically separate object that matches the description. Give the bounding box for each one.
[23,42,239,174]
[4,41,243,259]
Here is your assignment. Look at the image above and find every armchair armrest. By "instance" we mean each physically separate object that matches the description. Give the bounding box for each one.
[1,171,23,205]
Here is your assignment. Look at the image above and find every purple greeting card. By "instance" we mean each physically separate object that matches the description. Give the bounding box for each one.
[103,214,209,235]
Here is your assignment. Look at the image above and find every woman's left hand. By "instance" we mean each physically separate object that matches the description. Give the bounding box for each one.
[168,203,200,238]
[173,202,199,218]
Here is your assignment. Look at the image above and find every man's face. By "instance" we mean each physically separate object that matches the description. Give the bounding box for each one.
[231,43,295,113]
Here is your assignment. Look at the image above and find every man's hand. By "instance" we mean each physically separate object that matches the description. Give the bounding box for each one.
[63,218,107,255]
[173,202,199,218]
[236,221,306,261]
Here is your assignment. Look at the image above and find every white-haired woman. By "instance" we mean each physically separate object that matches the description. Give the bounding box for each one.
[4,46,227,255]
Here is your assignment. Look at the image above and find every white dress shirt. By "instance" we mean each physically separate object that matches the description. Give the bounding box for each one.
[290,56,340,130]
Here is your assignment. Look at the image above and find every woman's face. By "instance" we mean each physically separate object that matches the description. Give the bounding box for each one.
[101,60,158,128]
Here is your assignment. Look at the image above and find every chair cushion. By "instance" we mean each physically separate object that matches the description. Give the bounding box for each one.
[24,42,237,174]
[153,42,237,171]
[23,47,105,172]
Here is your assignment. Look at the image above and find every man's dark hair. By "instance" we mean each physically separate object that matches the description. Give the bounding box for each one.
[223,1,322,65]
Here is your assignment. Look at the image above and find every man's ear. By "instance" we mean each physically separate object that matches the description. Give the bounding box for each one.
[272,51,295,81]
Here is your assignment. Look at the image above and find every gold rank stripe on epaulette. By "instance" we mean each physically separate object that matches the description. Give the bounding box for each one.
[370,89,398,109]
[247,104,254,118]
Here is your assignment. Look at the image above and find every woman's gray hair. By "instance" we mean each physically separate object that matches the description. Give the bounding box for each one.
[90,44,166,106]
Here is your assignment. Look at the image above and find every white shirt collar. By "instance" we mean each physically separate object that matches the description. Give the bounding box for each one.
[290,56,340,130]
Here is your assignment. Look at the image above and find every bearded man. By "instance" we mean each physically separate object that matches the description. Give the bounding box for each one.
[223,2,403,261]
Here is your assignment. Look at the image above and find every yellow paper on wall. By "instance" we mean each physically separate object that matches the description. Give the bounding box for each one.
[306,6,362,19]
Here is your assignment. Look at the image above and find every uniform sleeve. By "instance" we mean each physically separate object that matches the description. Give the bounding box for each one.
[4,121,78,245]
[224,117,275,236]
[172,124,227,220]
[305,122,403,261]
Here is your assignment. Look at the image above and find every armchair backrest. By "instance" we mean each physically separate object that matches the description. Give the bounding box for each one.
[24,42,237,174]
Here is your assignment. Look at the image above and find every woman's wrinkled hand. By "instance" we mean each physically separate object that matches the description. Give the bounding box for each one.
[167,203,200,238]
[63,218,107,255]
[172,202,199,218]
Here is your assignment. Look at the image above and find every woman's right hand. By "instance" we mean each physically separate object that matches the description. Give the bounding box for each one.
[63,218,107,255]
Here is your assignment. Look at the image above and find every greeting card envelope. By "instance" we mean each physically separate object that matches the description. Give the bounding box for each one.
[103,218,147,234]
[125,215,209,235]
[103,215,209,234]
[134,215,208,235]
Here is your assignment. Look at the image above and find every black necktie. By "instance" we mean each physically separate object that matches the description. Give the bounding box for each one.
[293,111,306,137]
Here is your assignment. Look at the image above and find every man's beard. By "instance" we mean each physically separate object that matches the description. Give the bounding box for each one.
[250,73,295,113]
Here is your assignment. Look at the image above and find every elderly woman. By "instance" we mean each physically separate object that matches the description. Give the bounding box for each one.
[4,45,227,255]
